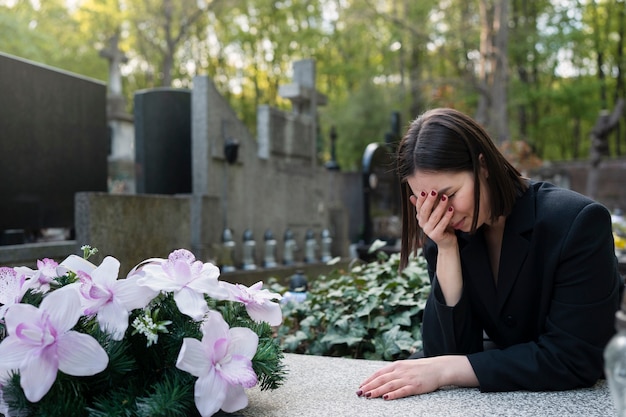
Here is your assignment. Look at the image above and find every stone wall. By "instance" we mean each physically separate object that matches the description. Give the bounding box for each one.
[189,67,350,267]
[532,157,626,211]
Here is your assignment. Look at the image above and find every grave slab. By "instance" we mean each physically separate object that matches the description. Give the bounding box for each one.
[239,353,613,417]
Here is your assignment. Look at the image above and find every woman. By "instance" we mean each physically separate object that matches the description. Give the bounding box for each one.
[357,108,621,400]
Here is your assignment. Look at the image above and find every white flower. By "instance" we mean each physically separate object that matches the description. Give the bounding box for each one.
[60,255,158,340]
[0,267,29,320]
[220,281,283,326]
[0,288,109,402]
[14,258,59,293]
[176,310,258,417]
[136,249,228,320]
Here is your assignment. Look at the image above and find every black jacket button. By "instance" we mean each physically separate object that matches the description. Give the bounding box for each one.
[504,315,517,327]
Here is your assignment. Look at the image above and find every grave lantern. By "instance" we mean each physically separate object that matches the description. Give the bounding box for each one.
[320,229,333,262]
[242,229,257,270]
[281,270,309,304]
[263,229,278,268]
[283,229,298,265]
[220,228,236,273]
[224,138,240,164]
[304,229,318,264]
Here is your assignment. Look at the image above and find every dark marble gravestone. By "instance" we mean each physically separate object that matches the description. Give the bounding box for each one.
[0,52,108,234]
[134,88,192,194]
[357,141,401,260]
[362,142,401,244]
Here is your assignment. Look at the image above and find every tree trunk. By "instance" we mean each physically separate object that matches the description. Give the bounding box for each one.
[475,0,510,143]
[491,0,509,143]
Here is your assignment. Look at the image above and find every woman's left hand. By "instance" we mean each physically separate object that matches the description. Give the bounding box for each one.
[357,355,478,400]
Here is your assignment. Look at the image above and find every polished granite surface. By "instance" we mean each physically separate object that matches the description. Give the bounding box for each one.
[239,353,614,417]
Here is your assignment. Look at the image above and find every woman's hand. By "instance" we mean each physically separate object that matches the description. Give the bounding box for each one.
[412,190,463,306]
[410,190,456,250]
[356,356,478,400]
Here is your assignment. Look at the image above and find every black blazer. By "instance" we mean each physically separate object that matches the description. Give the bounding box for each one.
[421,181,622,392]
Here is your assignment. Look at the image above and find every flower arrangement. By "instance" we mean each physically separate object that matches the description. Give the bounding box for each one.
[0,246,285,417]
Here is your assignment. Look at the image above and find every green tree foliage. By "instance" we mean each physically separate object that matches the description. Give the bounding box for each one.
[0,0,107,79]
[0,0,624,167]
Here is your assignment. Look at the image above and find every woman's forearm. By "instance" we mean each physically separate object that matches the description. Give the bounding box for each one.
[435,245,463,306]
[439,355,480,388]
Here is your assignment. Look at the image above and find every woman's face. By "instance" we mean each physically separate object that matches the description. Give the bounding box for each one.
[406,169,491,233]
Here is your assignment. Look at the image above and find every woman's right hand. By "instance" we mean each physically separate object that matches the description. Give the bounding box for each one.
[410,190,456,249]
[411,190,463,306]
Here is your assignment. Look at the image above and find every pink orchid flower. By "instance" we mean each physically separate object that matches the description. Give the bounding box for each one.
[60,255,158,340]
[0,267,29,320]
[14,258,59,293]
[0,287,109,402]
[136,249,228,320]
[220,281,283,326]
[176,310,258,417]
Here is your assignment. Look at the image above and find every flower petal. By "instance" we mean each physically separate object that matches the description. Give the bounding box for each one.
[136,264,182,292]
[200,311,229,348]
[194,369,226,417]
[0,337,29,380]
[176,338,210,378]
[56,331,108,376]
[19,346,58,402]
[57,254,96,276]
[0,267,25,306]
[220,385,249,413]
[40,286,82,332]
[113,275,158,310]
[174,288,208,320]
[227,327,258,359]
[3,303,41,336]
[219,355,257,388]
[186,263,227,298]
[91,256,120,286]
[246,301,283,326]
[97,301,129,340]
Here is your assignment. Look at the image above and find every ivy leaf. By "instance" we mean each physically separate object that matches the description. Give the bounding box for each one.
[356,295,379,317]
[391,310,413,327]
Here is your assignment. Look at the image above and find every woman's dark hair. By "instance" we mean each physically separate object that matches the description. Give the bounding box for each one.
[397,108,527,271]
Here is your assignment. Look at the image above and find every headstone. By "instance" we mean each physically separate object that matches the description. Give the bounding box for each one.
[134,88,191,194]
[360,142,401,248]
[0,52,108,234]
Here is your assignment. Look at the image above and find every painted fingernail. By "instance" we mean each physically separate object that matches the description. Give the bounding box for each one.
[356,390,363,396]
[383,394,389,400]
[365,392,372,398]
[431,190,437,196]
[420,191,426,197]
[441,194,447,201]
[448,206,453,212]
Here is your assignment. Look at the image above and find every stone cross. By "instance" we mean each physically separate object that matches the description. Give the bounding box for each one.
[99,33,127,99]
[278,59,327,116]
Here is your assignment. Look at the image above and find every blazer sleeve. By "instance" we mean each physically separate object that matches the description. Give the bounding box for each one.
[421,239,484,356]
[467,202,621,391]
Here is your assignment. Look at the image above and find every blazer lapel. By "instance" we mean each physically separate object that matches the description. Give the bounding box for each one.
[458,185,535,316]
[495,186,535,313]
[459,230,497,316]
